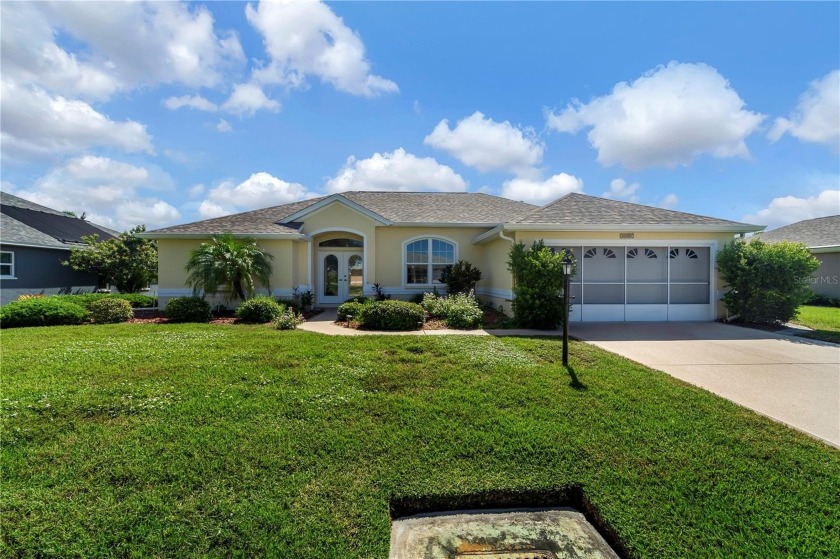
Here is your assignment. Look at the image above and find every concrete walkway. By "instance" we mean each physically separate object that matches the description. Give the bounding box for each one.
[571,322,840,448]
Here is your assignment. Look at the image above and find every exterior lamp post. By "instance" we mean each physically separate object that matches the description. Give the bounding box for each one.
[561,253,573,367]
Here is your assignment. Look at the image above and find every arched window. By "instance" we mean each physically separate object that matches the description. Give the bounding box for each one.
[405,238,455,285]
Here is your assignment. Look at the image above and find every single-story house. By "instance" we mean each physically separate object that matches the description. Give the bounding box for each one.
[0,192,117,305]
[144,191,764,322]
[757,214,840,299]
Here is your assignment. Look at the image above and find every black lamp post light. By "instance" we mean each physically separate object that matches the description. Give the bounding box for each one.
[561,252,573,367]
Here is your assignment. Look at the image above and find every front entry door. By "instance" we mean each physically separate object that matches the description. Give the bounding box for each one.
[318,251,363,304]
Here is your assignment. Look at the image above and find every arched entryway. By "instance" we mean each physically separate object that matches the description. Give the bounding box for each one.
[313,232,365,305]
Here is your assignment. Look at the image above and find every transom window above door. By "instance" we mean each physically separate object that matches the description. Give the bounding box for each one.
[405,238,455,285]
[318,238,363,248]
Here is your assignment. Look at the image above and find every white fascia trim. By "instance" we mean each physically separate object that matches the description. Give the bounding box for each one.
[139,232,304,240]
[809,245,840,254]
[473,225,504,244]
[505,223,763,233]
[281,195,391,225]
[389,222,501,229]
[0,242,71,251]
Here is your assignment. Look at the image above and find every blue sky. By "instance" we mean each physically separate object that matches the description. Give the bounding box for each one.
[1,1,838,232]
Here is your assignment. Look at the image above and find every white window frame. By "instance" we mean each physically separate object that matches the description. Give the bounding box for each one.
[401,236,458,288]
[0,250,15,279]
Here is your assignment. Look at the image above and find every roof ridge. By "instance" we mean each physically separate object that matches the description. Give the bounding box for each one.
[1,191,68,216]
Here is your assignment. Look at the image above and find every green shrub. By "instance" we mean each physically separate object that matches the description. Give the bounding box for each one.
[277,298,303,315]
[408,293,425,304]
[508,241,574,329]
[421,292,450,318]
[344,296,370,304]
[443,292,483,329]
[235,296,285,323]
[337,301,369,322]
[55,293,156,309]
[806,292,840,308]
[165,297,212,323]
[89,298,134,324]
[274,309,302,330]
[0,298,88,328]
[441,260,482,294]
[361,300,424,331]
[718,239,820,324]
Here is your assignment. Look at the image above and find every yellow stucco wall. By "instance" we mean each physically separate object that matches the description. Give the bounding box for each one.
[372,227,491,289]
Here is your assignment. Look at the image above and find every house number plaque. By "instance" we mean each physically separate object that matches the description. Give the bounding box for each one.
[619,233,635,239]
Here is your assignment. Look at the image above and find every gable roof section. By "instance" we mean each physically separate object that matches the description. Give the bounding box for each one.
[1,192,116,249]
[509,193,761,231]
[146,192,539,236]
[757,215,840,249]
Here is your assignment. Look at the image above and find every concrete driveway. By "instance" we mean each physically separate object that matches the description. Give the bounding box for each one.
[570,322,840,448]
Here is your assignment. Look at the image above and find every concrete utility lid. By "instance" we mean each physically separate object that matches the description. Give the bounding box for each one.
[389,508,620,559]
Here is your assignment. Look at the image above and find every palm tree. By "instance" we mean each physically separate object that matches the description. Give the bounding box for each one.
[185,233,273,303]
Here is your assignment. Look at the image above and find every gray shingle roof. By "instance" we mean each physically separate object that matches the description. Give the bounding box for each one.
[512,193,758,227]
[327,192,537,224]
[148,192,538,235]
[1,213,68,249]
[1,192,115,248]
[758,215,840,248]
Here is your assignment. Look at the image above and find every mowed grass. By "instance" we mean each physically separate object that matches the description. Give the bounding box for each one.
[2,324,838,558]
[793,305,840,343]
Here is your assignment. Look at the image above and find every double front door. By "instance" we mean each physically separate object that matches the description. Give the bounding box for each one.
[318,251,363,304]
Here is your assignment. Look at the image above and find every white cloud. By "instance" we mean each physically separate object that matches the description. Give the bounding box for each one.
[216,119,233,133]
[659,194,679,209]
[0,80,153,162]
[164,95,218,112]
[188,184,206,198]
[198,200,231,219]
[221,83,281,116]
[603,178,640,202]
[245,0,397,97]
[201,172,315,217]
[546,62,765,169]
[744,189,840,229]
[424,111,544,174]
[13,156,179,230]
[501,172,583,205]
[769,70,840,148]
[42,1,243,91]
[325,148,468,193]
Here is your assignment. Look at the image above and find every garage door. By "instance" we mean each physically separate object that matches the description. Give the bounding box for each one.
[554,245,712,322]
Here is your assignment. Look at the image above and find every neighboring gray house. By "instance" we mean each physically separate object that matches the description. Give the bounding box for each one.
[758,215,840,299]
[0,192,116,305]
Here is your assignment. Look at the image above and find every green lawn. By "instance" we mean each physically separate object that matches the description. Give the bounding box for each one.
[793,305,840,343]
[2,325,838,558]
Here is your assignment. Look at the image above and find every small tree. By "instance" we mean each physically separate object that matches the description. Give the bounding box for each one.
[441,260,482,294]
[185,233,273,303]
[63,225,157,292]
[717,239,819,324]
[508,240,575,329]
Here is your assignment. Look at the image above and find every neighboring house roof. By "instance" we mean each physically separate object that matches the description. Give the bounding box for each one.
[757,215,840,249]
[511,193,757,228]
[0,192,115,249]
[145,190,762,238]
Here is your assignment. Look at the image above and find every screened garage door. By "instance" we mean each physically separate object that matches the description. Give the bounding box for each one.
[555,245,712,322]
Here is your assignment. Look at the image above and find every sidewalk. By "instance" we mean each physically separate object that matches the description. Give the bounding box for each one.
[298,308,565,337]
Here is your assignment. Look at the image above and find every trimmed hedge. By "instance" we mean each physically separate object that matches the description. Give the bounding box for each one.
[421,292,483,329]
[55,293,156,309]
[337,301,370,322]
[89,299,134,324]
[0,298,88,328]
[235,297,285,323]
[165,297,212,323]
[361,300,424,331]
